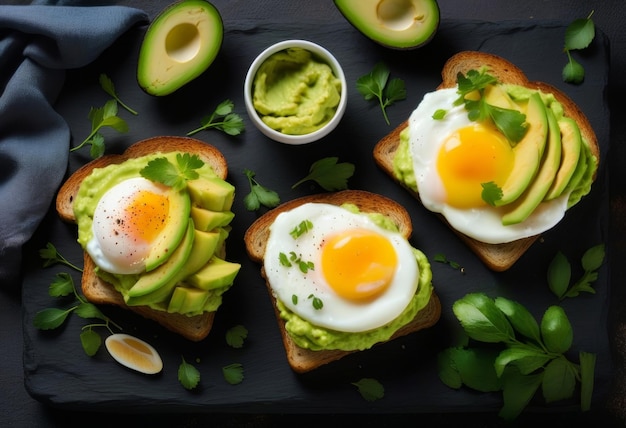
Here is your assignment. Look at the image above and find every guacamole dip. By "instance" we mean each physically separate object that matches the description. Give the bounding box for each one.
[276,204,434,352]
[252,47,342,135]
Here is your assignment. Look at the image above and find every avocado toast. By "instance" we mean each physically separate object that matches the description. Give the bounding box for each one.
[56,136,239,341]
[244,190,441,373]
[374,51,600,271]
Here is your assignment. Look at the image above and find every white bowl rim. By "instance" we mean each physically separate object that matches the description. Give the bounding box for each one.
[244,39,348,145]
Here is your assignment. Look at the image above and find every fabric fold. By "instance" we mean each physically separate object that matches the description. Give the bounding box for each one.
[0,5,148,289]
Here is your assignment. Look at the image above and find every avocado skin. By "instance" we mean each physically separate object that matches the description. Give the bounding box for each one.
[333,0,440,50]
[137,0,224,96]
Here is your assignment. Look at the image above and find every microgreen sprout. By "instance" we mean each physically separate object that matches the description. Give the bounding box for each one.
[70,99,129,159]
[357,62,406,125]
[243,169,280,211]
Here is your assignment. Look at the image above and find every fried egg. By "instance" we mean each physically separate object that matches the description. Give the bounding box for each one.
[86,177,171,274]
[408,87,568,244]
[263,203,418,333]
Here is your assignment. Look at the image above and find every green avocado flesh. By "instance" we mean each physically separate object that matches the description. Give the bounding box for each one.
[74,151,239,316]
[392,79,598,227]
[137,0,223,96]
[334,0,439,49]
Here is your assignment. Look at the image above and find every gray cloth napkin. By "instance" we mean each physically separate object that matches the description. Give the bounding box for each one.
[0,5,148,289]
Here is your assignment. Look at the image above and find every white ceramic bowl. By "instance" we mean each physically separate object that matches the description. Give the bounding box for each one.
[244,40,347,145]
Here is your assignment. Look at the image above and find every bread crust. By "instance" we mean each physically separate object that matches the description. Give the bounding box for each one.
[244,190,441,373]
[373,51,600,271]
[56,136,229,341]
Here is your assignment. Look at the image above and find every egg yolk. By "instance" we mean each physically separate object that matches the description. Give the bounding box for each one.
[321,228,397,301]
[120,189,170,244]
[436,124,514,208]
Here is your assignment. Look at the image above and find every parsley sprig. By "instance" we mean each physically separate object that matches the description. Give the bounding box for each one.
[455,68,528,144]
[70,99,129,159]
[140,153,204,191]
[548,244,605,300]
[99,73,138,115]
[562,11,596,84]
[34,243,121,356]
[357,62,406,125]
[292,157,355,191]
[187,99,245,137]
[243,169,281,211]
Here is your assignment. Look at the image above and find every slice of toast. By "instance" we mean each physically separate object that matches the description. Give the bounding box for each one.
[373,51,599,271]
[244,189,441,373]
[56,136,229,341]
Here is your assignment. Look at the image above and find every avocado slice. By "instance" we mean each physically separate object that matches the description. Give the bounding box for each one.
[137,0,223,96]
[334,0,439,49]
[501,108,562,225]
[494,92,549,207]
[187,177,235,212]
[544,117,583,200]
[167,286,210,315]
[187,256,241,291]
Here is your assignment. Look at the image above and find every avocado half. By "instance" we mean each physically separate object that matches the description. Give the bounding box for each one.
[334,0,439,50]
[137,0,223,96]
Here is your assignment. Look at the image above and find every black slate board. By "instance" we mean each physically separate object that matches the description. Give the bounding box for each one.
[21,19,611,415]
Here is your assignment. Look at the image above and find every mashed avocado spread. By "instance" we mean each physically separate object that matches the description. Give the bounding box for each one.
[276,203,434,352]
[392,83,597,209]
[252,47,342,135]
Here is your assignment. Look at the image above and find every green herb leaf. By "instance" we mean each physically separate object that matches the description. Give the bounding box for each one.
[540,306,573,354]
[357,62,406,125]
[80,328,102,357]
[290,220,313,239]
[452,293,515,343]
[48,272,75,297]
[243,169,280,211]
[488,105,528,143]
[440,347,502,392]
[226,325,248,349]
[187,99,245,136]
[178,357,201,390]
[547,251,571,299]
[433,253,463,272]
[562,53,586,84]
[70,99,128,159]
[352,378,384,402]
[481,181,503,206]
[494,297,542,345]
[74,302,107,321]
[494,344,551,377]
[33,307,74,330]
[432,109,447,120]
[99,73,138,115]
[564,11,595,51]
[581,244,605,271]
[140,154,203,191]
[39,242,83,272]
[499,368,543,421]
[222,363,244,385]
[542,357,577,403]
[292,157,355,191]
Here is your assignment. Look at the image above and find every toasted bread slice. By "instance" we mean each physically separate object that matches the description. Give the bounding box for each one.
[374,51,599,271]
[56,136,229,341]
[244,189,441,373]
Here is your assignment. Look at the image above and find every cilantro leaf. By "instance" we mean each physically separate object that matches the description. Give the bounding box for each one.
[488,105,528,143]
[187,99,245,136]
[226,325,248,349]
[291,157,355,191]
[140,153,203,191]
[99,73,138,115]
[48,272,76,297]
[222,363,244,385]
[562,11,595,84]
[243,169,280,211]
[178,357,201,390]
[80,328,102,357]
[357,62,406,125]
[481,181,503,206]
[33,307,74,330]
[352,378,384,402]
[70,99,129,159]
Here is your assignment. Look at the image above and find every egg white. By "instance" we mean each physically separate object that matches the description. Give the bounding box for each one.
[408,87,569,244]
[263,203,418,333]
[86,177,169,275]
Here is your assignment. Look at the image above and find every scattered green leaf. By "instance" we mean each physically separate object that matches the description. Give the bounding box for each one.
[352,378,384,402]
[432,109,447,120]
[456,69,528,144]
[39,242,83,272]
[70,99,129,159]
[562,11,595,84]
[222,363,244,385]
[308,294,323,310]
[99,73,138,115]
[226,325,248,349]
[80,328,103,357]
[243,169,281,211]
[548,244,605,299]
[356,62,406,125]
[433,253,464,273]
[140,153,204,191]
[187,99,245,136]
[439,292,596,420]
[291,157,355,191]
[178,357,201,390]
[290,219,313,239]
